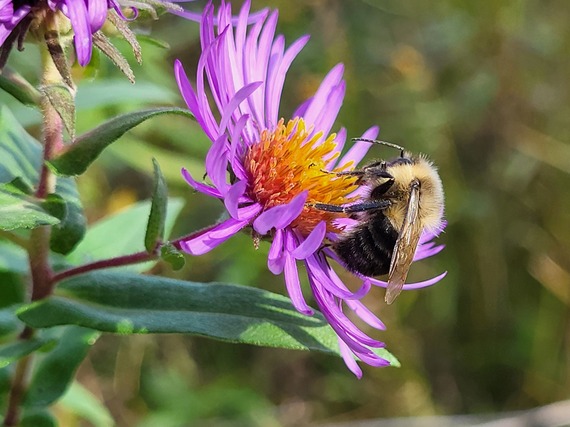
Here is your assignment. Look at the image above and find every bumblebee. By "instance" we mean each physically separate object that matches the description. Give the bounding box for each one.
[312,139,444,304]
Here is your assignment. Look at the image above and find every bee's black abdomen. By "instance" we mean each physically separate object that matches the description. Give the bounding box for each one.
[334,214,398,277]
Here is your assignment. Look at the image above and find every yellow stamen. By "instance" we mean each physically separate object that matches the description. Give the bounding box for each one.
[244,118,359,235]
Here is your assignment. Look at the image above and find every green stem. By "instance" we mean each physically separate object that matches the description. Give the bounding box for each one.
[2,17,69,426]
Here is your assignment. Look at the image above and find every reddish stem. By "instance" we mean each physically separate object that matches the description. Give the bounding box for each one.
[51,251,155,284]
[48,226,211,285]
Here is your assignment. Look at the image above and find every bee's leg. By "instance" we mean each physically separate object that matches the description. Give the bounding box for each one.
[308,200,391,213]
[319,169,366,178]
[341,200,392,213]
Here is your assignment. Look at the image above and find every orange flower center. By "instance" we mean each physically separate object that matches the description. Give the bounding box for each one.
[244,118,359,235]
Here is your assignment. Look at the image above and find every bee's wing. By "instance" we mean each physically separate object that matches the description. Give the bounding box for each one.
[385,180,423,304]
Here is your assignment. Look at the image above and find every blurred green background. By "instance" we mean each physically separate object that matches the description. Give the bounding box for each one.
[3,0,570,425]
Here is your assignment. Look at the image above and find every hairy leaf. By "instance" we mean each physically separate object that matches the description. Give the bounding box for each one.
[0,68,40,107]
[0,189,59,230]
[20,272,340,355]
[0,338,54,368]
[42,84,76,139]
[160,242,185,271]
[49,178,87,255]
[145,159,168,253]
[24,326,101,407]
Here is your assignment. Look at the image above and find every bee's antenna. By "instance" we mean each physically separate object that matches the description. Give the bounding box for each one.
[351,138,405,158]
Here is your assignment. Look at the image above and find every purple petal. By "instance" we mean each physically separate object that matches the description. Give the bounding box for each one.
[311,281,381,347]
[414,244,445,262]
[236,203,262,221]
[64,0,92,66]
[310,81,346,139]
[345,296,386,331]
[338,338,363,379]
[174,60,219,141]
[292,221,326,260]
[0,5,30,45]
[299,63,344,127]
[252,191,308,235]
[0,1,13,21]
[180,218,249,255]
[268,228,285,274]
[224,180,247,219]
[205,135,229,194]
[181,168,222,199]
[209,218,250,239]
[229,114,250,180]
[284,232,313,315]
[306,252,369,300]
[369,271,448,290]
[87,0,108,32]
[245,10,278,125]
[266,34,310,125]
[219,81,262,134]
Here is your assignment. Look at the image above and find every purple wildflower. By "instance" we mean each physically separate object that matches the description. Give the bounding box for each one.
[175,0,446,377]
[0,0,191,68]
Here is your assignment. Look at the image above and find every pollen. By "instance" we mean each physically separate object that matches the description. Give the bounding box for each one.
[244,118,359,235]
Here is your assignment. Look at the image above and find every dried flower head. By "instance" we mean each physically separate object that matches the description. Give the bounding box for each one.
[0,0,187,71]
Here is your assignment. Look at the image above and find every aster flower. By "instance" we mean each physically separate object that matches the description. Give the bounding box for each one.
[0,0,190,69]
[175,0,446,377]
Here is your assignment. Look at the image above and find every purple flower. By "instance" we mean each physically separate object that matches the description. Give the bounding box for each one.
[0,0,191,68]
[175,0,446,377]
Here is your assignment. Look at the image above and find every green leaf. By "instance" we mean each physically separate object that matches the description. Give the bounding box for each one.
[0,106,87,246]
[160,243,185,271]
[0,365,11,410]
[65,198,184,273]
[0,338,54,368]
[3,177,34,195]
[145,159,168,253]
[24,326,100,408]
[41,193,67,220]
[0,68,40,107]
[49,177,87,255]
[0,271,25,307]
[0,189,59,230]
[0,107,85,241]
[59,381,114,427]
[18,272,341,355]
[0,306,21,337]
[21,409,57,427]
[49,107,195,176]
[0,106,42,188]
[43,84,76,139]
[0,241,29,274]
